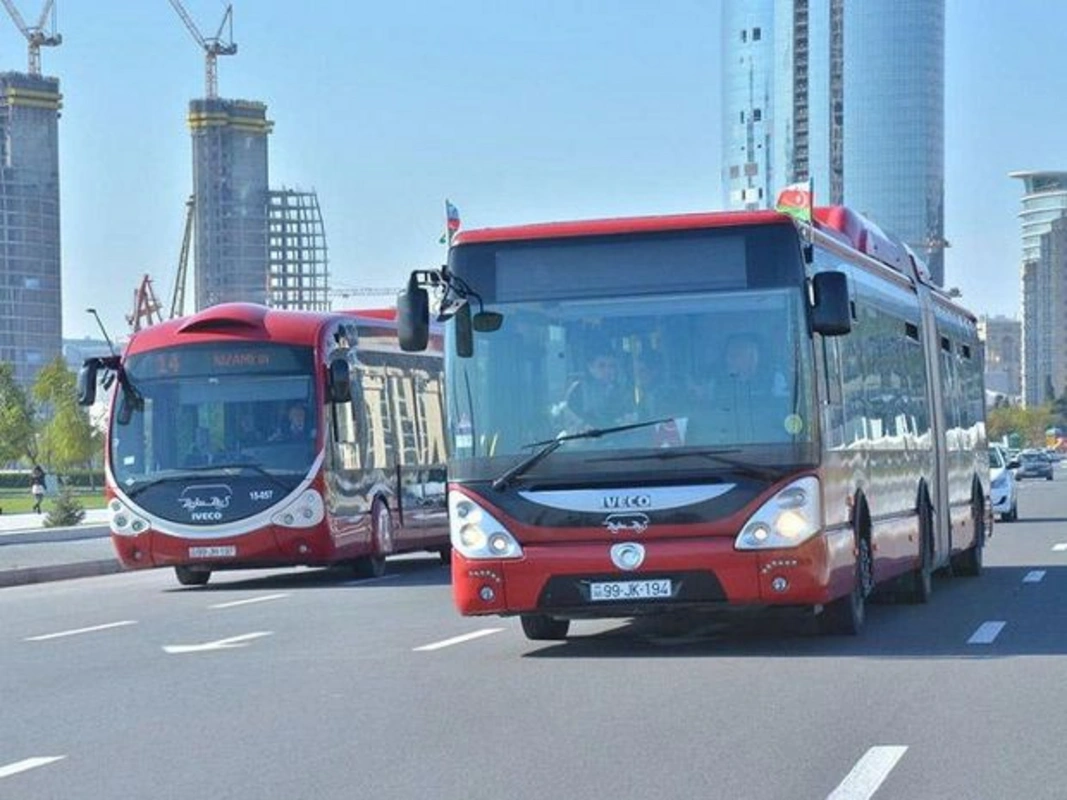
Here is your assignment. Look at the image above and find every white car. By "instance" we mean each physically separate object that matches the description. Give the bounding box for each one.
[989,446,1018,522]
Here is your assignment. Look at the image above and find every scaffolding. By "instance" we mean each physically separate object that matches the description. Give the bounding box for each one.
[267,188,329,311]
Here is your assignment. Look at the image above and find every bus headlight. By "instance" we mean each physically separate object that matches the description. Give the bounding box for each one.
[109,498,150,537]
[449,493,523,560]
[272,490,325,529]
[735,477,821,550]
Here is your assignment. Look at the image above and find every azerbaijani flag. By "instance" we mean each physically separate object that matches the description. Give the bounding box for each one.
[775,180,813,223]
[439,199,461,244]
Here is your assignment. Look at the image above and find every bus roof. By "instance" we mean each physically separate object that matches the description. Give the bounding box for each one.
[451,209,790,245]
[123,303,395,356]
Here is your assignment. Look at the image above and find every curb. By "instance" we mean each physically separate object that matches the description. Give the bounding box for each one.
[0,559,124,588]
[0,526,111,547]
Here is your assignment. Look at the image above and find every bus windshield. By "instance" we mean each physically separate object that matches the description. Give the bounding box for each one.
[110,342,319,496]
[446,287,816,483]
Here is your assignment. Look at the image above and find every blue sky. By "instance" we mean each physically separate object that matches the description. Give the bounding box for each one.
[6,0,1056,339]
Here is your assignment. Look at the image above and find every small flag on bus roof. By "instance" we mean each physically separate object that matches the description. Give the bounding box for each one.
[439,199,462,245]
[775,180,813,223]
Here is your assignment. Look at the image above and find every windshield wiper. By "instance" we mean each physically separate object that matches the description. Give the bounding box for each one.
[492,418,674,492]
[587,448,783,482]
[181,462,292,491]
[125,463,290,498]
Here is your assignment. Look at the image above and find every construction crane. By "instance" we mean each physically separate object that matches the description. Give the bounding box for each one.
[328,286,401,309]
[167,0,237,100]
[127,274,165,332]
[0,0,61,76]
[170,195,195,319]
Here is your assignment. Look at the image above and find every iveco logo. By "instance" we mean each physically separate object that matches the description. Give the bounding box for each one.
[603,512,650,535]
[602,494,652,510]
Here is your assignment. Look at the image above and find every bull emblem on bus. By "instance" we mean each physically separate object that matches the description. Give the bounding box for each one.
[603,512,650,535]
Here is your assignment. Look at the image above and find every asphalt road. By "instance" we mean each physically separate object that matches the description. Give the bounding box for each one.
[2,474,1067,799]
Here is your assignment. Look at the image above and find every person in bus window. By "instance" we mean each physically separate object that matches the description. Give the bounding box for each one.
[707,333,790,442]
[271,403,312,442]
[557,349,637,432]
[234,409,263,449]
[184,426,212,467]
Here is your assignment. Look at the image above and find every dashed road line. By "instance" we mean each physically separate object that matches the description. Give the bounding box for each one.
[1023,570,1046,583]
[967,621,1006,645]
[24,620,137,642]
[826,746,908,800]
[1052,543,1067,552]
[414,628,504,652]
[210,593,289,609]
[163,631,273,654]
[0,756,65,779]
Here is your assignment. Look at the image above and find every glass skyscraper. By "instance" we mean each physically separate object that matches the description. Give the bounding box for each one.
[1011,171,1067,406]
[721,0,946,285]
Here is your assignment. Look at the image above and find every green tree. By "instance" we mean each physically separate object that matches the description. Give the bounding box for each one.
[0,362,37,464]
[33,357,98,474]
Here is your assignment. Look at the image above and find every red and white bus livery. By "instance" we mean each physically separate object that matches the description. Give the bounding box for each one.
[398,205,988,638]
[79,303,449,586]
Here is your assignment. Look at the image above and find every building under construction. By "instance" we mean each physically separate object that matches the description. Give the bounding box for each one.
[0,71,61,387]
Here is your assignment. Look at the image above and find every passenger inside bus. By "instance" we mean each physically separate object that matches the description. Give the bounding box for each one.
[184,426,213,467]
[702,333,790,443]
[556,348,637,432]
[271,402,313,442]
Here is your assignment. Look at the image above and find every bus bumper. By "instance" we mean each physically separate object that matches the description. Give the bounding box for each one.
[110,525,336,570]
[452,530,854,618]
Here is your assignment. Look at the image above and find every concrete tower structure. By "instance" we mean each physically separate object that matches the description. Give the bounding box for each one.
[0,72,61,387]
[189,98,272,310]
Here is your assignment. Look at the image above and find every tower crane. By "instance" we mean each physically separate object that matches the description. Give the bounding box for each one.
[170,195,195,319]
[0,0,61,76]
[167,0,237,99]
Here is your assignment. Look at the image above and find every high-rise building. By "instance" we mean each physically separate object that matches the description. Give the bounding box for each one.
[0,72,61,387]
[977,315,1022,401]
[843,0,945,285]
[189,98,272,310]
[1010,171,1067,406]
[721,1,946,284]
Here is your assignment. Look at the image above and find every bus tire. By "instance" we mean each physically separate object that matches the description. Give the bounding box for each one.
[520,614,570,641]
[175,566,211,586]
[905,499,934,604]
[821,533,871,636]
[952,496,985,577]
[354,501,390,578]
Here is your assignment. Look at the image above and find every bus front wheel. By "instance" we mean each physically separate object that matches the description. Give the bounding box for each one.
[520,614,570,641]
[175,566,211,586]
[821,535,871,635]
[353,501,390,579]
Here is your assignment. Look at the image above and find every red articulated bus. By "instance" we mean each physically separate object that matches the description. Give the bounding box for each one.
[78,303,449,586]
[398,205,989,639]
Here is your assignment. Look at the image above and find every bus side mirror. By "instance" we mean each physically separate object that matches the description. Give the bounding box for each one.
[811,271,851,336]
[398,279,430,352]
[327,358,351,403]
[455,303,473,358]
[77,361,98,406]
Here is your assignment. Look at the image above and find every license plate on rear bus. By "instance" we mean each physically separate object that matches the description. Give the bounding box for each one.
[188,546,236,559]
[589,579,672,602]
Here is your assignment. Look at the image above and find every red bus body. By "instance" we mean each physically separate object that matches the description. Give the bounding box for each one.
[90,303,449,585]
[423,206,989,636]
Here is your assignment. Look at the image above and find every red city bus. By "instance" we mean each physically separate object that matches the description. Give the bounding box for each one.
[398,205,989,638]
[78,303,449,586]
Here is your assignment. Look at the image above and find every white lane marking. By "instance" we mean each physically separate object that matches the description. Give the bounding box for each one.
[339,574,402,587]
[24,620,137,642]
[967,621,1007,645]
[413,628,504,652]
[826,746,908,800]
[1023,570,1047,583]
[209,593,289,609]
[163,631,273,654]
[1052,543,1067,552]
[0,756,66,779]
